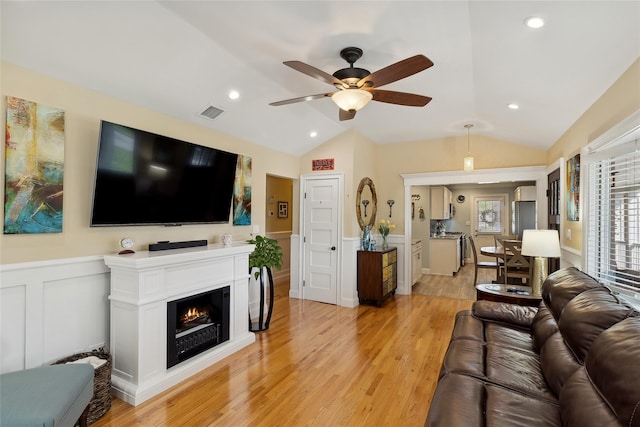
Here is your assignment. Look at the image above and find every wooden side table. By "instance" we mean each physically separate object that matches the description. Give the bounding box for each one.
[475,283,542,307]
[357,247,397,306]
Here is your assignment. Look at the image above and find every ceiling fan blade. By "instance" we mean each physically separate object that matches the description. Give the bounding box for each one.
[370,89,432,107]
[339,109,356,121]
[358,55,434,88]
[284,61,347,88]
[269,93,333,106]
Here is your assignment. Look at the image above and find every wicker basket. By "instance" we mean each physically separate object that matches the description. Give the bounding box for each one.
[54,347,112,425]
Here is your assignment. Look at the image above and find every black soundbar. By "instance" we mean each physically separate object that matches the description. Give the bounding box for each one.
[148,240,208,251]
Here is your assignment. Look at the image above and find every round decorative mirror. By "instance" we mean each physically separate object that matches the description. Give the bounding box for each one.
[356,177,377,231]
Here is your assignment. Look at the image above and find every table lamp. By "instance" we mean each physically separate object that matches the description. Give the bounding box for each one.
[521,230,561,296]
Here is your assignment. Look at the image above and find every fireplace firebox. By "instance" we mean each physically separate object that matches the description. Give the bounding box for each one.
[166,286,230,368]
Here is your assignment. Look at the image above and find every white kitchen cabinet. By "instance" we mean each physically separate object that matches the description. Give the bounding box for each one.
[431,186,452,219]
[515,186,536,201]
[430,236,461,276]
[411,240,423,285]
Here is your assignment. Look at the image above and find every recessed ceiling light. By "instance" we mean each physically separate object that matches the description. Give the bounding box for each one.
[525,16,545,29]
[228,90,240,100]
[309,131,318,138]
[508,103,520,110]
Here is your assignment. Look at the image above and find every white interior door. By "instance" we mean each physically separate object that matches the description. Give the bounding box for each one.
[472,194,509,262]
[302,176,339,304]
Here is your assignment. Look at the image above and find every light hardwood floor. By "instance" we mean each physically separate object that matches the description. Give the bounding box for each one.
[413,261,496,300]
[93,270,477,427]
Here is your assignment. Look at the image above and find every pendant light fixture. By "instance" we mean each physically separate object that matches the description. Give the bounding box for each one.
[463,123,474,171]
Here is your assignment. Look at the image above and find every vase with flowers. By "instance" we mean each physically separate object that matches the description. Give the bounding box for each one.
[378,219,395,249]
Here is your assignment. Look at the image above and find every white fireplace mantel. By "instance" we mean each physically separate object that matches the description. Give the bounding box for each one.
[104,243,255,406]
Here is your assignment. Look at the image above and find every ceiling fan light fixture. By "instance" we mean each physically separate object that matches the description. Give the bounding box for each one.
[331,89,373,112]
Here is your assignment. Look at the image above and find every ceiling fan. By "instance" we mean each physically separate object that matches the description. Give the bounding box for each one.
[270,47,434,121]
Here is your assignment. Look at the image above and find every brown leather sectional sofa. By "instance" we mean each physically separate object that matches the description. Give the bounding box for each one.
[426,267,640,426]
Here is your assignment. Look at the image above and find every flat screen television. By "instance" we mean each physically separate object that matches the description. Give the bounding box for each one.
[90,121,238,226]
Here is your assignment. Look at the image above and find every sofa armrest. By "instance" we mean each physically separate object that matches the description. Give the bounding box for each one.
[472,300,537,328]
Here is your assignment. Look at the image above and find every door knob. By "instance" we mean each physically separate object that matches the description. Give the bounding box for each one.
[330,246,336,251]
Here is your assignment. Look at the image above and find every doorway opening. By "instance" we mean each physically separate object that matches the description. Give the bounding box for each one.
[265,174,294,286]
[402,166,549,296]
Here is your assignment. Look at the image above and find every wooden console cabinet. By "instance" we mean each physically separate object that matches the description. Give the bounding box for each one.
[357,247,397,306]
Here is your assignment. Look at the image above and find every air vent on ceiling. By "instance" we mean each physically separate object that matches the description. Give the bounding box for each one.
[201,105,224,120]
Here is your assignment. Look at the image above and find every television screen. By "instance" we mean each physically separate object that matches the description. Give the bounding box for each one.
[90,121,238,226]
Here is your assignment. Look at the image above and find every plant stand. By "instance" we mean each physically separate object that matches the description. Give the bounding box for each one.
[249,266,274,332]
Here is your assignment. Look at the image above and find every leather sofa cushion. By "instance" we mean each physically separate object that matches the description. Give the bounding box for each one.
[426,373,561,427]
[485,323,535,352]
[584,317,640,427]
[440,338,485,379]
[560,368,621,426]
[473,300,537,328]
[426,373,485,426]
[532,305,559,352]
[541,267,602,321]
[452,307,534,352]
[558,288,638,362]
[441,338,556,402]
[450,310,484,342]
[539,331,581,396]
[560,317,640,427]
[485,382,561,427]
[485,344,556,402]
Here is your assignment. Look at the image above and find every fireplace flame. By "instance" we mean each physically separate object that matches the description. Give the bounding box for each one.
[182,307,207,322]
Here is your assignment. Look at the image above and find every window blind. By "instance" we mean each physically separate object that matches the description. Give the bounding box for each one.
[585,136,640,296]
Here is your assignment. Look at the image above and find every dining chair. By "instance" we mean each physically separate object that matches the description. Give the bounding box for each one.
[494,235,518,248]
[468,236,502,286]
[500,239,531,285]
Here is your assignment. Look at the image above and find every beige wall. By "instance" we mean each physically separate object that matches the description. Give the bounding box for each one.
[3,57,639,265]
[547,58,640,251]
[0,62,300,264]
[375,136,547,233]
[265,175,293,233]
[300,129,378,238]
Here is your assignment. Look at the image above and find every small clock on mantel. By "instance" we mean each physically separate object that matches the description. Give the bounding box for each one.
[118,237,135,255]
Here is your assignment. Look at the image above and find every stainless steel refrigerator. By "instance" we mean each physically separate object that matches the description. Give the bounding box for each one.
[511,201,536,239]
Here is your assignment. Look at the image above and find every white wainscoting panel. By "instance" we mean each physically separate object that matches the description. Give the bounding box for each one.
[0,256,110,374]
[1,284,26,373]
[340,238,360,307]
[290,234,300,300]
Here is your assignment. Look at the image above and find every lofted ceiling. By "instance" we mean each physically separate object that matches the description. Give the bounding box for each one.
[1,1,639,156]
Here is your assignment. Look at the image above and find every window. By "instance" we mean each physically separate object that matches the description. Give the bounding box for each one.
[477,200,503,233]
[473,195,508,235]
[584,112,640,297]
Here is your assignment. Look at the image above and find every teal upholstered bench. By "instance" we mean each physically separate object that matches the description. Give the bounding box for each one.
[0,364,94,427]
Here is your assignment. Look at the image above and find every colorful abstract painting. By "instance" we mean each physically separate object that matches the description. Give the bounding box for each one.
[567,154,580,221]
[233,155,252,225]
[4,97,65,233]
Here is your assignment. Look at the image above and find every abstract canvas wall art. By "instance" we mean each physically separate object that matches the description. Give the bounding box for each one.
[567,154,580,221]
[233,155,252,226]
[4,96,65,233]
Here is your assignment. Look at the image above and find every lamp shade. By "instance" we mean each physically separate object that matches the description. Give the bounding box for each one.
[521,229,561,257]
[331,89,373,112]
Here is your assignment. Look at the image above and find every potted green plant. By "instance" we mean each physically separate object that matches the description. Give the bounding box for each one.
[247,235,283,331]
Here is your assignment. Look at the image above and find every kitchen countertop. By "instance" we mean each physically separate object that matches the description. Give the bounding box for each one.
[430,235,461,240]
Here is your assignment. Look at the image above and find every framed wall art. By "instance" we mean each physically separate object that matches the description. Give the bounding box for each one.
[233,155,252,225]
[278,201,288,218]
[567,154,580,221]
[4,96,65,234]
